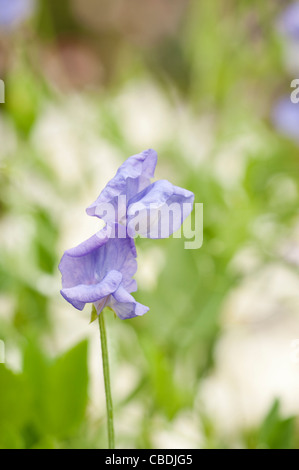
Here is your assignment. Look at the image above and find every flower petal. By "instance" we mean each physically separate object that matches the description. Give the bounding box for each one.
[61,270,122,310]
[63,226,112,258]
[278,2,299,39]
[109,285,149,320]
[86,149,157,223]
[272,98,299,144]
[0,0,35,28]
[59,227,140,313]
[127,179,194,238]
[59,227,137,288]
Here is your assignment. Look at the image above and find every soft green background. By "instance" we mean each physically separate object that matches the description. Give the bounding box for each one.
[0,0,299,449]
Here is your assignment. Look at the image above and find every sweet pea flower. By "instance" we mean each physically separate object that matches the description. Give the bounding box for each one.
[278,2,299,40]
[87,149,194,238]
[272,98,299,144]
[59,149,195,449]
[60,149,194,319]
[0,0,35,29]
[59,226,149,320]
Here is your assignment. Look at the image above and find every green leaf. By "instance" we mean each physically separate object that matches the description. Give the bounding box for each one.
[142,339,192,419]
[258,399,295,449]
[0,364,31,448]
[38,340,89,439]
[23,341,49,427]
[90,305,98,324]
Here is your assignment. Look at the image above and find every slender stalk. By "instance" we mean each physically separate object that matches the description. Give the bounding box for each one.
[98,308,115,449]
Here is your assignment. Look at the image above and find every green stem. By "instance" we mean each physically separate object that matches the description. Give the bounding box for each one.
[98,308,115,449]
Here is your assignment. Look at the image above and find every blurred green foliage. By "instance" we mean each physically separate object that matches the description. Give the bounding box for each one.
[0,341,88,448]
[0,0,298,449]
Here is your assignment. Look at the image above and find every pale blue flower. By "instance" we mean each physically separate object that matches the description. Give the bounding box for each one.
[272,98,299,144]
[59,226,149,320]
[87,149,194,238]
[0,0,35,29]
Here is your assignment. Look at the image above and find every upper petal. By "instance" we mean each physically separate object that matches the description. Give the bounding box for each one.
[63,226,112,258]
[127,179,194,238]
[86,149,157,222]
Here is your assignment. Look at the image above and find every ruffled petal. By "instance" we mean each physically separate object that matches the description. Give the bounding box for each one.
[61,270,122,311]
[108,285,149,320]
[59,227,140,314]
[86,149,157,223]
[59,227,136,288]
[127,179,194,238]
[63,226,112,258]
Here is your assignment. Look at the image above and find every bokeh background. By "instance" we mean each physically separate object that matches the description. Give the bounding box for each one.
[0,0,299,449]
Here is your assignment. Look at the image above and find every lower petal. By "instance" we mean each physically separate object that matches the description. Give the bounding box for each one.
[61,270,122,310]
[109,285,149,320]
